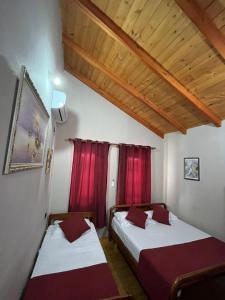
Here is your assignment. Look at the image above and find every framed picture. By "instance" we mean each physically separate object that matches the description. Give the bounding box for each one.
[184,157,200,181]
[45,148,53,174]
[4,66,49,174]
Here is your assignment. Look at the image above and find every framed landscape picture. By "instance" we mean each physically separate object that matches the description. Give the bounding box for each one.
[184,157,200,181]
[4,66,49,174]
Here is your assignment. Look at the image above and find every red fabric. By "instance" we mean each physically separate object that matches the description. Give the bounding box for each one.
[137,237,225,300]
[126,206,148,228]
[69,139,109,228]
[23,263,119,300]
[116,144,151,205]
[59,214,90,242]
[152,205,170,225]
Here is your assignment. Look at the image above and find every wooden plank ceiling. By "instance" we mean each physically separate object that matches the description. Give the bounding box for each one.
[61,0,225,138]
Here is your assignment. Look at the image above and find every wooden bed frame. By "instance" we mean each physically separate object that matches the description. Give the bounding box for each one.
[109,203,225,300]
[48,212,133,300]
[48,211,96,225]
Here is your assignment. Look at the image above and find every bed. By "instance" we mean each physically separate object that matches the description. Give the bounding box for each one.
[109,203,225,300]
[23,212,132,300]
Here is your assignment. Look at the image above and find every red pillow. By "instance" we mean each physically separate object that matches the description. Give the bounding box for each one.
[126,206,148,229]
[59,214,90,242]
[152,205,170,225]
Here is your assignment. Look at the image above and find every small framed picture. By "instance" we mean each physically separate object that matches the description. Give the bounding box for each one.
[45,148,53,174]
[184,158,200,181]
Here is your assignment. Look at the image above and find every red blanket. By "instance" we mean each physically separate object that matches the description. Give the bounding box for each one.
[23,263,119,300]
[137,237,225,300]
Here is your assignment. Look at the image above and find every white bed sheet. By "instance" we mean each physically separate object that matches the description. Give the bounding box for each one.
[112,216,210,262]
[32,220,106,278]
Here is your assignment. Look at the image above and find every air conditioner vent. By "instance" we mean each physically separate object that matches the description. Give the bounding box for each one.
[51,90,68,124]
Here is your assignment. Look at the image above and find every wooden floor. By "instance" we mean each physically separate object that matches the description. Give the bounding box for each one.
[100,238,148,299]
[101,238,225,300]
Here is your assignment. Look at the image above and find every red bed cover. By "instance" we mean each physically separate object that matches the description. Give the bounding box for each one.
[137,237,225,300]
[23,263,119,300]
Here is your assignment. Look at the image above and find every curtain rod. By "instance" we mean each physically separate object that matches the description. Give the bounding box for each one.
[64,138,156,150]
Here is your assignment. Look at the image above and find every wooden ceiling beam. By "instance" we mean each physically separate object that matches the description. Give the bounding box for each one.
[65,64,164,138]
[176,0,225,61]
[73,0,221,127]
[63,35,187,134]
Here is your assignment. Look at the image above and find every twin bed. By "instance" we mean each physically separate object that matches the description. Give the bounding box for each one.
[109,203,225,300]
[23,212,132,300]
[23,206,225,300]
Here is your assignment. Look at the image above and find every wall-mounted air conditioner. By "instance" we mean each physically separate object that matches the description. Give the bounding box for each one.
[52,105,68,123]
[51,90,68,124]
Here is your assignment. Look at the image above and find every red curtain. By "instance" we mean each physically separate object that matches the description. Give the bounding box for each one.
[69,139,109,228]
[116,144,151,205]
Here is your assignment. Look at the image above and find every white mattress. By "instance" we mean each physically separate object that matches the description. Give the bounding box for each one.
[112,216,210,262]
[32,220,106,278]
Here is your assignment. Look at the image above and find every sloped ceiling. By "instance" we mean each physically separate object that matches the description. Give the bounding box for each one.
[61,0,225,138]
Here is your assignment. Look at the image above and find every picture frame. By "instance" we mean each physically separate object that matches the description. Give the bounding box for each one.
[184,157,200,181]
[45,148,53,174]
[4,66,49,174]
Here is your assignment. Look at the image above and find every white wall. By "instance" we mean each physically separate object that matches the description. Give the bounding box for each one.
[164,122,225,241]
[0,1,62,299]
[50,72,164,214]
